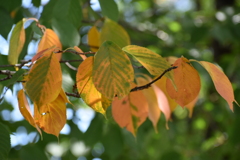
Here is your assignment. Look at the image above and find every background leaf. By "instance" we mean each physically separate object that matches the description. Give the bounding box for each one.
[77,56,110,114]
[93,41,134,99]
[0,123,11,160]
[25,52,62,107]
[8,18,26,64]
[100,18,130,48]
[99,0,119,21]
[166,57,201,107]
[112,89,148,136]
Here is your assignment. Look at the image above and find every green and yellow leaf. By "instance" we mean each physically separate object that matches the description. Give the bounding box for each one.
[25,52,62,107]
[8,18,26,65]
[76,56,110,114]
[93,41,134,99]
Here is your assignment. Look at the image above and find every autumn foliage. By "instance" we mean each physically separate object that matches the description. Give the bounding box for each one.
[6,17,238,138]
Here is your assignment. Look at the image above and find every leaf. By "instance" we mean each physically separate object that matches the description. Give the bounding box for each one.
[76,57,110,114]
[34,88,67,137]
[8,18,26,64]
[74,46,87,60]
[99,0,119,21]
[52,18,80,48]
[166,57,201,107]
[123,45,174,78]
[36,29,62,61]
[25,52,62,107]
[154,76,178,111]
[185,95,199,117]
[53,0,82,28]
[112,89,148,136]
[0,123,11,160]
[88,26,100,52]
[100,18,130,48]
[93,41,134,99]
[191,60,237,111]
[17,89,42,136]
[0,9,13,39]
[136,75,160,132]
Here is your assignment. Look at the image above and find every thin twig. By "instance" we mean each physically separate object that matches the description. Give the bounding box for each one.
[55,49,95,55]
[59,59,83,63]
[130,66,177,92]
[65,92,80,98]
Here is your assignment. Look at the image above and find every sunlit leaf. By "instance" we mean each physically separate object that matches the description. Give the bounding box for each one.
[99,0,119,21]
[112,88,148,136]
[8,18,26,65]
[34,88,67,137]
[88,26,100,52]
[191,60,238,111]
[74,46,87,60]
[123,45,174,79]
[35,29,62,61]
[136,75,160,132]
[77,57,110,114]
[25,52,62,107]
[93,41,134,99]
[0,123,10,160]
[166,57,201,107]
[17,89,42,136]
[100,18,130,48]
[185,95,199,117]
[154,76,178,111]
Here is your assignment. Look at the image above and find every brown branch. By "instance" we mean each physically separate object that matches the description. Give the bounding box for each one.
[65,92,80,98]
[55,49,96,55]
[130,66,177,92]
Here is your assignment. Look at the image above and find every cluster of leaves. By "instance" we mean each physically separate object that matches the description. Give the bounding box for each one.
[4,16,238,139]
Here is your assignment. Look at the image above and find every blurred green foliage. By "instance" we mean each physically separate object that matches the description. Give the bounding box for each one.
[0,0,240,159]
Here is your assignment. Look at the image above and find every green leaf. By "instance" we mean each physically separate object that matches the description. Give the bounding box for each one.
[93,41,134,99]
[99,0,119,21]
[20,145,48,160]
[25,52,62,107]
[6,69,26,86]
[0,9,13,39]
[100,18,130,48]
[8,18,26,65]
[53,0,82,28]
[0,123,11,160]
[122,45,174,78]
[32,0,41,7]
[52,18,80,48]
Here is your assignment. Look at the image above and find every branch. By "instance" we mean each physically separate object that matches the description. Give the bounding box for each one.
[55,49,96,55]
[65,92,80,98]
[130,66,177,92]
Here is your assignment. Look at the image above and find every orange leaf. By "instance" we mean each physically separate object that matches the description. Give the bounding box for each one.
[17,89,42,136]
[191,60,238,111]
[35,29,62,61]
[166,57,201,107]
[25,52,62,107]
[112,89,148,136]
[185,95,199,117]
[76,57,110,114]
[88,26,100,52]
[154,76,178,111]
[34,88,67,137]
[136,76,160,132]
[74,46,87,60]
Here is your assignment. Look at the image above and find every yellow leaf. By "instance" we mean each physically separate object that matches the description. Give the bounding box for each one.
[25,52,62,107]
[191,60,238,111]
[8,19,26,65]
[88,26,100,52]
[136,75,160,132]
[76,57,110,114]
[112,89,148,136]
[93,41,134,99]
[17,89,42,137]
[100,18,130,48]
[74,46,87,60]
[166,57,201,107]
[36,29,62,61]
[34,88,67,137]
